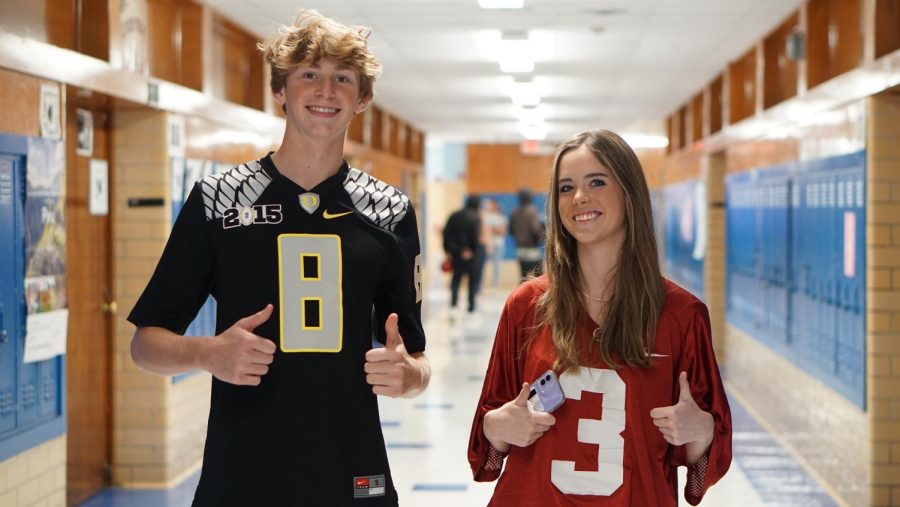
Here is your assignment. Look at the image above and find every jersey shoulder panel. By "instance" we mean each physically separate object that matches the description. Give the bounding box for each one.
[197,159,274,220]
[342,167,410,231]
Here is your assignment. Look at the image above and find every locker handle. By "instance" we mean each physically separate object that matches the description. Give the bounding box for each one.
[0,304,6,345]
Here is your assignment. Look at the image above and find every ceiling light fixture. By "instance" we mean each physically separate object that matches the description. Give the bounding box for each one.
[517,105,544,126]
[498,30,534,73]
[478,0,524,9]
[509,76,540,107]
[621,133,669,149]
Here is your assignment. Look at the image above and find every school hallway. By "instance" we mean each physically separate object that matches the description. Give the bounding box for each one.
[2,0,899,505]
[77,278,841,507]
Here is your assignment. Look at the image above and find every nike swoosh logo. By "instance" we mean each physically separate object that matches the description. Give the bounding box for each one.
[322,210,354,219]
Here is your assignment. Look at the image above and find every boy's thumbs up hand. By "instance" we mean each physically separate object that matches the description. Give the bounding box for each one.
[365,313,428,398]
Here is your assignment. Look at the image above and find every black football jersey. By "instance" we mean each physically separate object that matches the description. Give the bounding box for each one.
[128,154,425,506]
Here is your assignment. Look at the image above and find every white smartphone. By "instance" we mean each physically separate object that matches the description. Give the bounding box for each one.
[527,370,565,413]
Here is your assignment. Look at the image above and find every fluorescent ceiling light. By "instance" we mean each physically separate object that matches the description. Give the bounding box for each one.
[478,0,524,8]
[498,30,533,73]
[509,78,540,106]
[500,57,534,73]
[621,133,668,149]
[517,106,544,126]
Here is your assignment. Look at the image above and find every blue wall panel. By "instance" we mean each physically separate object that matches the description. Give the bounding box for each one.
[726,150,866,408]
[663,181,705,300]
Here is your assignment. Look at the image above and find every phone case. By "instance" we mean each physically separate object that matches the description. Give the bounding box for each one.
[527,370,565,413]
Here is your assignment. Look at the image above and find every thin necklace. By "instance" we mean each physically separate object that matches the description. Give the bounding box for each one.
[582,291,610,303]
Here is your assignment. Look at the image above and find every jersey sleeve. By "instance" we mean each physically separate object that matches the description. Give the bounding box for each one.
[669,301,733,505]
[127,185,215,334]
[373,205,426,353]
[467,289,528,481]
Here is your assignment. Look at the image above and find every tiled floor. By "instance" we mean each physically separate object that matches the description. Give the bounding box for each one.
[80,282,842,507]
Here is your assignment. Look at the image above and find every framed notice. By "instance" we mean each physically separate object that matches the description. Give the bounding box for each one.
[76,109,94,157]
[89,159,109,216]
[39,83,61,140]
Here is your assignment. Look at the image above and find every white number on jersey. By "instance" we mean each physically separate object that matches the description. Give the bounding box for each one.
[550,367,626,496]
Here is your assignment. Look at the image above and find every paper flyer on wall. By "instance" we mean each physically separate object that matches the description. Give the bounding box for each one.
[23,137,67,363]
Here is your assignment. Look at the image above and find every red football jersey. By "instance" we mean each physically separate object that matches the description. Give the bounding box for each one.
[468,277,732,506]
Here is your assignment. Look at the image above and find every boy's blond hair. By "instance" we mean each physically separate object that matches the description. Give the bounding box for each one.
[258,10,382,99]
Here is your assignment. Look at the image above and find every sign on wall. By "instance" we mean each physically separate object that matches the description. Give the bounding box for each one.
[38,84,61,141]
[22,138,67,363]
[89,159,109,216]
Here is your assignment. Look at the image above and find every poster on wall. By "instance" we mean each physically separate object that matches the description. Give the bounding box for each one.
[23,137,68,363]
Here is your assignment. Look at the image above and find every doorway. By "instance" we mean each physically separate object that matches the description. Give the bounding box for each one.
[64,89,113,506]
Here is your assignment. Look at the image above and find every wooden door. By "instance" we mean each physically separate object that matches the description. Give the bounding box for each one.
[64,91,113,506]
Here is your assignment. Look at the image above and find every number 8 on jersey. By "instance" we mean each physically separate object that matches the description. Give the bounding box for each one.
[278,234,343,352]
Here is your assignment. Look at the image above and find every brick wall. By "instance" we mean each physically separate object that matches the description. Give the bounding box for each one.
[703,153,726,357]
[112,108,172,486]
[867,92,900,506]
[112,108,212,487]
[0,437,66,506]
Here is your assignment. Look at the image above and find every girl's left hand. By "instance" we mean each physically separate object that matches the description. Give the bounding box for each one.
[649,371,714,448]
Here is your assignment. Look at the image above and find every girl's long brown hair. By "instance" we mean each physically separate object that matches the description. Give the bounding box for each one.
[536,130,665,371]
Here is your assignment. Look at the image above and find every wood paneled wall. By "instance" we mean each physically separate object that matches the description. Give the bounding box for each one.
[763,13,800,109]
[708,75,723,135]
[664,0,894,154]
[209,15,263,110]
[466,144,554,194]
[875,0,900,58]
[690,93,703,143]
[0,0,107,59]
[728,47,758,125]
[0,68,44,137]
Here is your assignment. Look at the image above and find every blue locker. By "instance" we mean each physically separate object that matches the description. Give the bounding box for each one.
[757,168,790,347]
[791,152,866,407]
[0,135,66,462]
[729,150,866,408]
[0,154,21,437]
[725,172,759,336]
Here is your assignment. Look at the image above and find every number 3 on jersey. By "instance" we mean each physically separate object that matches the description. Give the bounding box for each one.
[551,368,626,496]
[278,234,342,352]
